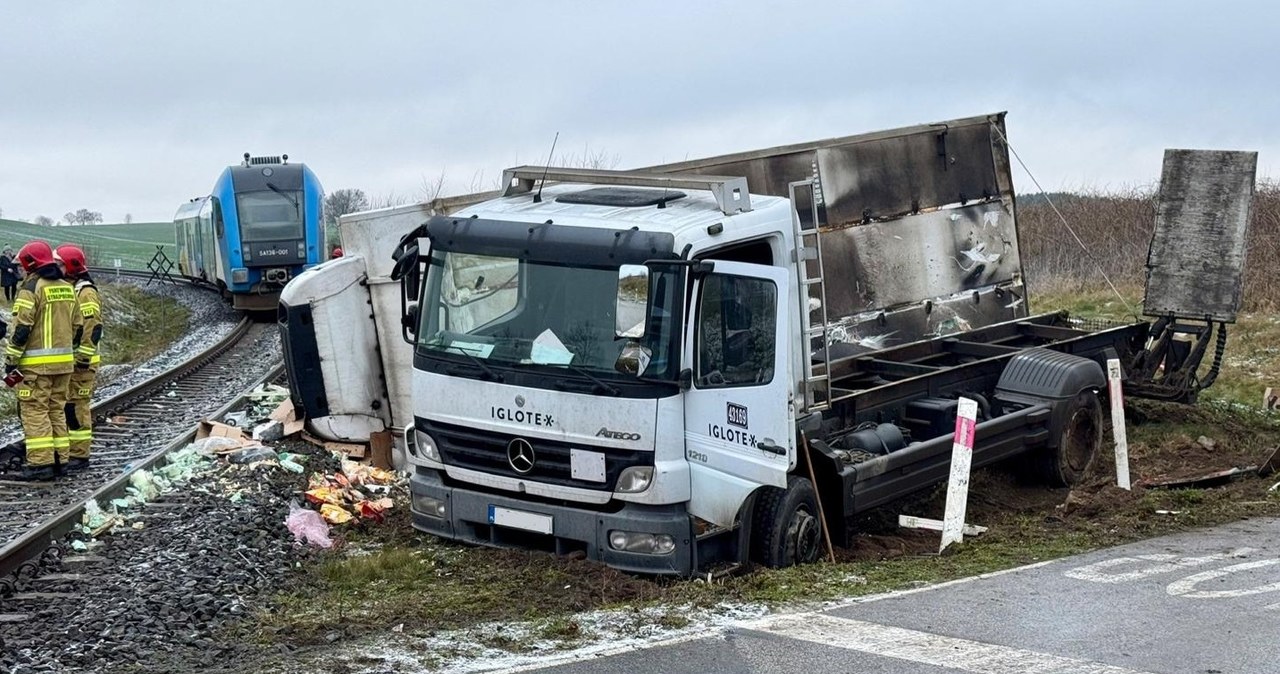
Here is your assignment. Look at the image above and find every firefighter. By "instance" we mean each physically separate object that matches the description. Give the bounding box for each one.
[5,241,83,481]
[56,245,101,471]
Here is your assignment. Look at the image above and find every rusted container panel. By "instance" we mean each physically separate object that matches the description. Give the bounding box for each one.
[820,200,1019,318]
[1144,149,1257,322]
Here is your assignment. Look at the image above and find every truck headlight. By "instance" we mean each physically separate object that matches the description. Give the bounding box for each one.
[411,428,441,462]
[608,530,675,555]
[231,268,248,284]
[615,466,653,493]
[413,495,447,519]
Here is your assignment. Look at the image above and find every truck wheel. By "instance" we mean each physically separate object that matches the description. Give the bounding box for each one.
[1039,389,1102,487]
[751,476,822,568]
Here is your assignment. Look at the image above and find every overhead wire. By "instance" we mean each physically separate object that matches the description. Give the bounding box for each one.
[989,123,1139,320]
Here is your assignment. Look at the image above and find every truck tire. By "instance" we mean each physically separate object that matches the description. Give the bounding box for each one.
[1039,389,1102,487]
[750,476,822,568]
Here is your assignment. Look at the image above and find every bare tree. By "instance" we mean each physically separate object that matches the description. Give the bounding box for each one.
[123,213,133,225]
[369,190,411,209]
[63,209,103,226]
[323,188,370,227]
[419,170,448,202]
[34,215,54,227]
[556,143,621,170]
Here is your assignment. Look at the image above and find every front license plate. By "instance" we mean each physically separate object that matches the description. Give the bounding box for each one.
[488,505,553,534]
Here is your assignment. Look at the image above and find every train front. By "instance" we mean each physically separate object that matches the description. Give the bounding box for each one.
[214,154,325,310]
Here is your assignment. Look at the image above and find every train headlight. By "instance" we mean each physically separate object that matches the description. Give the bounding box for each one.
[231,268,248,284]
[241,243,251,262]
[297,242,306,258]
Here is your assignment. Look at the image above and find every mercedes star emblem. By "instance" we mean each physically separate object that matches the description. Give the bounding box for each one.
[507,438,535,474]
[515,395,526,408]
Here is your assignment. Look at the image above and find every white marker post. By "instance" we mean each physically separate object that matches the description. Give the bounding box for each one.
[940,397,979,553]
[1107,358,1131,490]
[113,258,122,281]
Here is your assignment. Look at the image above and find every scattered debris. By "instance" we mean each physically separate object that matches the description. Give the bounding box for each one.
[285,502,334,549]
[251,419,285,442]
[1197,436,1217,451]
[1140,466,1259,490]
[897,514,988,537]
[1155,510,1184,515]
[301,459,401,527]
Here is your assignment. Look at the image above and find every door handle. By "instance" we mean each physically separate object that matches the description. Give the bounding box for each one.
[757,441,787,456]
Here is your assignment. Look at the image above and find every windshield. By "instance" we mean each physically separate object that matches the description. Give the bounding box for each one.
[416,250,681,381]
[236,190,304,241]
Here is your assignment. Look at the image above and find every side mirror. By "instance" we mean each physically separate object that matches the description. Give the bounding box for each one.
[392,245,423,345]
[402,302,420,340]
[615,264,649,339]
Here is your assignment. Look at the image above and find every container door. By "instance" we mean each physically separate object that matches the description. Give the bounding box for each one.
[683,261,793,528]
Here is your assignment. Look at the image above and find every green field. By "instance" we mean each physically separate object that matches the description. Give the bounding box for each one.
[0,218,175,270]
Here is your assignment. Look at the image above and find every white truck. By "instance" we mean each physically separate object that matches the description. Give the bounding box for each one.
[279,112,1255,575]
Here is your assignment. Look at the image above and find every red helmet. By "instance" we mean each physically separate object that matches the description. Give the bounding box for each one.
[17,241,55,273]
[55,244,89,276]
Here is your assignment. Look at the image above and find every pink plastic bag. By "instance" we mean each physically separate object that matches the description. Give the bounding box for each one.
[286,502,334,549]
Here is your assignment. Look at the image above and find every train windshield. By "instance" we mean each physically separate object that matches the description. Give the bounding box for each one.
[416,250,681,382]
[236,190,304,241]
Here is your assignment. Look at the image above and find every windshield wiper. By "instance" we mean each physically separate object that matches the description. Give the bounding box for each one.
[445,346,504,382]
[555,365,620,396]
[266,181,300,216]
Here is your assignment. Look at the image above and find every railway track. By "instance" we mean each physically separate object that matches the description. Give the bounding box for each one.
[0,311,283,586]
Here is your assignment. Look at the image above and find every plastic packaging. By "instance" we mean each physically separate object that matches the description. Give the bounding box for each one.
[285,502,334,549]
[227,446,278,465]
[189,436,245,456]
[277,451,306,474]
[320,503,354,525]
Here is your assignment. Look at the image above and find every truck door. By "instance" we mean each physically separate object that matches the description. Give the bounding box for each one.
[684,261,793,528]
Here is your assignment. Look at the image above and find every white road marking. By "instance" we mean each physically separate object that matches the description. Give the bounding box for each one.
[1063,548,1255,584]
[495,630,720,673]
[750,613,1156,674]
[1166,559,1280,598]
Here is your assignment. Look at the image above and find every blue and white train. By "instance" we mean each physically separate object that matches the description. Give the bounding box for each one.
[174,153,326,310]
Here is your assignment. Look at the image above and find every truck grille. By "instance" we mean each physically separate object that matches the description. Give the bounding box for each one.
[420,418,651,491]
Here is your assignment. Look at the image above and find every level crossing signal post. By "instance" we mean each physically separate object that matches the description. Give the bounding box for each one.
[146,246,177,286]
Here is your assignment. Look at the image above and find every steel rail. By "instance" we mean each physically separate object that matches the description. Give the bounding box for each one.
[0,315,266,580]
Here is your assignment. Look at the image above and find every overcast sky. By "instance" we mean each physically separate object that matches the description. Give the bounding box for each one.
[2,1,1276,223]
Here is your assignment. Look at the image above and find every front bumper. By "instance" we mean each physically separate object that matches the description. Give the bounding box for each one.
[410,468,694,575]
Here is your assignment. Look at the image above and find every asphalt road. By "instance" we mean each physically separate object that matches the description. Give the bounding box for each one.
[515,518,1280,674]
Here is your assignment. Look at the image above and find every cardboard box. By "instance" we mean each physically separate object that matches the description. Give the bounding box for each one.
[195,419,258,453]
[370,430,393,470]
[269,399,306,437]
[197,419,247,441]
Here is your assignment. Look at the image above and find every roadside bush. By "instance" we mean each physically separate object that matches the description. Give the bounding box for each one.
[1018,179,1280,311]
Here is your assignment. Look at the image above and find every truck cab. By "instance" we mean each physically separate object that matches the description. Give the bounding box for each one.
[399,172,803,574]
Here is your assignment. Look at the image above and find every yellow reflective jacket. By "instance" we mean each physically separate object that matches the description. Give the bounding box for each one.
[74,279,103,369]
[6,272,84,375]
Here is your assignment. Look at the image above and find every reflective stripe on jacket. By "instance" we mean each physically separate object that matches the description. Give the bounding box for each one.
[6,273,83,374]
[74,280,103,366]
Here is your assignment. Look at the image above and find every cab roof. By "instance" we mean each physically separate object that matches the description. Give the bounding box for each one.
[453,182,792,247]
